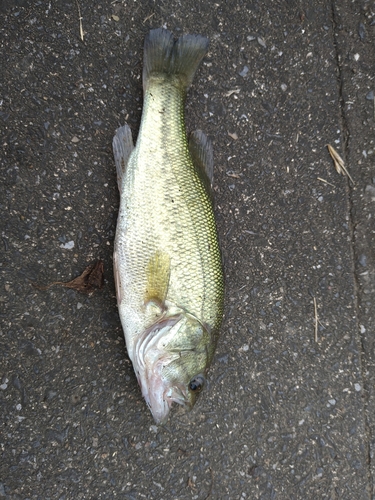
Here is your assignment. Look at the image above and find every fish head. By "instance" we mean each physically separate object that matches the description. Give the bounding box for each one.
[134,313,213,424]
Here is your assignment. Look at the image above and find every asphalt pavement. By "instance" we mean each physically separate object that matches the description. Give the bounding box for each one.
[1,0,375,498]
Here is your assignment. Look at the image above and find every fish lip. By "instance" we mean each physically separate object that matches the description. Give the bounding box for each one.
[135,350,191,424]
[141,372,189,424]
[144,393,170,425]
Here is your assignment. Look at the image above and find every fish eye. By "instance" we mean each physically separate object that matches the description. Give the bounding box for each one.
[189,375,205,392]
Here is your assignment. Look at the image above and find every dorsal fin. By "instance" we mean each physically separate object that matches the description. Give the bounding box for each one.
[112,125,134,191]
[189,130,214,194]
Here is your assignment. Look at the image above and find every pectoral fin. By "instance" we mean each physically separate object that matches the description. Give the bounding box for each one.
[145,251,171,310]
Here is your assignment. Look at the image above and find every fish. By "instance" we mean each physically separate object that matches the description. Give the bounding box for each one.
[113,28,224,424]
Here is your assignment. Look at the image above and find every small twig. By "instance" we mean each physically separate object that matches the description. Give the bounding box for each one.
[317,177,335,188]
[143,12,155,23]
[187,477,196,492]
[313,296,318,343]
[224,88,241,97]
[75,0,84,41]
[327,144,354,184]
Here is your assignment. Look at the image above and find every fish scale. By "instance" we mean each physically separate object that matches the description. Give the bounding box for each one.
[119,83,222,336]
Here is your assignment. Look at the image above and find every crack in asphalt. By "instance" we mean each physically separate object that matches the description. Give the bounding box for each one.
[331,1,373,496]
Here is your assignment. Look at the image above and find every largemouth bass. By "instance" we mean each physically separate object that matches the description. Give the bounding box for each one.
[113,28,224,424]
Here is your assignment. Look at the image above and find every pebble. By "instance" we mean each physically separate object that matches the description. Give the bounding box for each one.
[239,66,249,77]
[365,185,375,201]
[358,254,367,267]
[60,240,75,250]
[257,37,266,48]
[358,22,366,41]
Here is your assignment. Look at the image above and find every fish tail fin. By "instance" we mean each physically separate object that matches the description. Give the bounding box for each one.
[143,28,209,91]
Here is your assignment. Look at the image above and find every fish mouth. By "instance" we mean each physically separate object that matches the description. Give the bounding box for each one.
[142,375,189,425]
[133,315,191,424]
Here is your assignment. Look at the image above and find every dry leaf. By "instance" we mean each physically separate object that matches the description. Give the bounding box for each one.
[33,260,104,295]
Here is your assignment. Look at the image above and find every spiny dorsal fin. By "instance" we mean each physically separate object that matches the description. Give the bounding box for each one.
[143,28,209,91]
[113,124,134,191]
[189,130,214,194]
